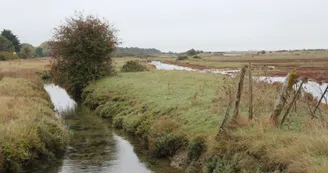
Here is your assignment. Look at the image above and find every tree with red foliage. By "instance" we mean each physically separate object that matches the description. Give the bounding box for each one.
[51,13,118,99]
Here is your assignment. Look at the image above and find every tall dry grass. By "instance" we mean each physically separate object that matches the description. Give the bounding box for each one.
[0,58,68,172]
[0,77,68,172]
[0,58,51,80]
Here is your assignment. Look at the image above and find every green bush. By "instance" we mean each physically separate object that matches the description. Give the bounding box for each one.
[121,60,148,72]
[176,55,188,60]
[0,52,19,61]
[192,55,201,59]
[188,136,205,161]
[206,156,235,173]
[151,133,186,157]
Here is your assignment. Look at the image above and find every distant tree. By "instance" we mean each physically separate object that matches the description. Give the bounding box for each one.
[51,13,118,99]
[35,47,43,57]
[1,29,21,52]
[186,49,197,56]
[40,41,53,57]
[19,43,35,58]
[20,47,32,58]
[0,36,15,52]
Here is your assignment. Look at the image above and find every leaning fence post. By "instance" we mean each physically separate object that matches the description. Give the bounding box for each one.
[313,85,328,114]
[280,78,307,127]
[270,71,296,127]
[217,92,233,136]
[232,66,246,119]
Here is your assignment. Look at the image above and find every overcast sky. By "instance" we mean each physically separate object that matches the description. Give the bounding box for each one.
[1,0,328,52]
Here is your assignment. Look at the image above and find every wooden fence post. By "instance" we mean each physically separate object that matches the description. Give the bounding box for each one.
[248,62,253,120]
[313,85,328,114]
[270,72,296,127]
[232,67,246,119]
[280,78,306,127]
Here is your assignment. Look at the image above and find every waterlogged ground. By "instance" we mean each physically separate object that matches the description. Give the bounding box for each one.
[151,61,328,103]
[32,84,181,173]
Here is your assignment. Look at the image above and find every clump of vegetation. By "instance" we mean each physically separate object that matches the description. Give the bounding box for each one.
[150,133,186,157]
[50,13,118,99]
[206,156,235,173]
[188,136,205,161]
[177,55,188,60]
[0,52,19,61]
[192,55,201,59]
[121,60,148,72]
[19,43,35,58]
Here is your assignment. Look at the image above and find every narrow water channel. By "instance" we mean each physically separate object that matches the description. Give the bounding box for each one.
[32,84,181,173]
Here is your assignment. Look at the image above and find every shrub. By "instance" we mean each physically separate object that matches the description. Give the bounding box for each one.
[192,55,201,59]
[206,156,235,173]
[19,43,35,58]
[0,52,19,61]
[121,60,147,72]
[50,13,118,99]
[149,117,186,157]
[151,133,185,157]
[188,136,205,161]
[177,55,188,60]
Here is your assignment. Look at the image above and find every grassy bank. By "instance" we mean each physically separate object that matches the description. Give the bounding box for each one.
[82,69,328,173]
[0,58,68,172]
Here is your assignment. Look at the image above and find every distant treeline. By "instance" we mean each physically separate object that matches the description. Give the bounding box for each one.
[276,49,328,52]
[116,47,161,54]
[114,47,161,58]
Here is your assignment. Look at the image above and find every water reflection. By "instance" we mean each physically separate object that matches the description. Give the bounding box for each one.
[44,84,76,114]
[39,84,157,173]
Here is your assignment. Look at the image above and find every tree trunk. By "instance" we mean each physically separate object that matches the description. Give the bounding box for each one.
[270,73,294,126]
[280,78,306,127]
[232,67,246,119]
[248,62,253,120]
